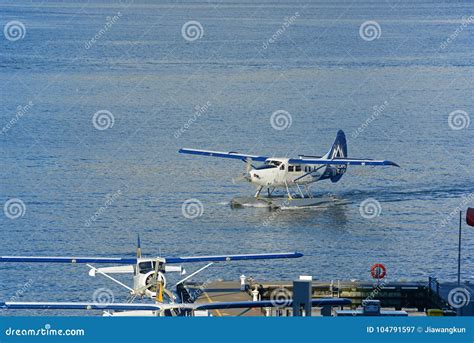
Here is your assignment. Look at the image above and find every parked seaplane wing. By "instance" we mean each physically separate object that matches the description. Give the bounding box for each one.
[0,256,137,264]
[0,252,302,265]
[0,298,351,312]
[0,302,161,311]
[164,252,303,263]
[290,157,400,167]
[179,148,268,162]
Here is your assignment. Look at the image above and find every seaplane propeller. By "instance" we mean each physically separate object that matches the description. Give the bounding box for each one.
[232,157,253,184]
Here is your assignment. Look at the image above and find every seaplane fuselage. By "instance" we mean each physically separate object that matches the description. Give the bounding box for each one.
[248,158,336,187]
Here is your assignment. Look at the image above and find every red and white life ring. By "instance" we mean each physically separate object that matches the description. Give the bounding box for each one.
[370,263,386,279]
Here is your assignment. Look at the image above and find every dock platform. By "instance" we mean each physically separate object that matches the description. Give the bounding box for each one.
[183,277,474,316]
[186,281,261,316]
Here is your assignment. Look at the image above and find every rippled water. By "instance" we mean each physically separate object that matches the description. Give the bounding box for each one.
[1,0,473,315]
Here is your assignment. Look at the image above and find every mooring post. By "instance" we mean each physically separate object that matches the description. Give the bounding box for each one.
[292,276,312,317]
[252,288,259,301]
[240,274,247,291]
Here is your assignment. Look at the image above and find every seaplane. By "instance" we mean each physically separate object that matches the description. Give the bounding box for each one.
[179,130,399,208]
[0,236,316,316]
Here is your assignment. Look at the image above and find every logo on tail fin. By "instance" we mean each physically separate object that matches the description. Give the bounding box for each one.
[331,144,345,159]
[329,130,348,183]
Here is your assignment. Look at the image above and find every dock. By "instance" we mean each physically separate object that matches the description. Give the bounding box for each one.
[183,277,474,316]
[428,278,474,316]
[185,281,261,316]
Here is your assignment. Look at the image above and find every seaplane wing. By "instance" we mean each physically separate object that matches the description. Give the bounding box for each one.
[179,148,268,162]
[164,252,303,264]
[0,298,351,312]
[0,256,137,264]
[290,157,400,167]
[179,148,399,167]
[0,252,302,265]
[0,301,161,311]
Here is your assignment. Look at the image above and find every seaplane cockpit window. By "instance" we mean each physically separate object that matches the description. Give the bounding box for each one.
[295,165,302,172]
[280,164,285,170]
[258,160,281,170]
[138,261,153,274]
[288,166,294,172]
[266,160,281,166]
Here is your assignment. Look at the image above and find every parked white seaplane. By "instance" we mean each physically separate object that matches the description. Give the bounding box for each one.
[179,130,399,207]
[0,236,315,316]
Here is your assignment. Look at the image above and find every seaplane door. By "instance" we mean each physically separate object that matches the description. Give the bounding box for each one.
[275,161,288,185]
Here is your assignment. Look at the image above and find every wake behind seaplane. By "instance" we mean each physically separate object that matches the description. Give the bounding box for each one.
[0,236,307,316]
[179,130,399,208]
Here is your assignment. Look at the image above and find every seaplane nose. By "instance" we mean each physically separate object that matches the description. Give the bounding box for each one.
[242,170,253,182]
[249,170,261,182]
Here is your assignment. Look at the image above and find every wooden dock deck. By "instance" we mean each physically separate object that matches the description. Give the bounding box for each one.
[188,281,263,316]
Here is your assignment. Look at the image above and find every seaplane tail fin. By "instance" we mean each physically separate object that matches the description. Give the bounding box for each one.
[324,130,348,160]
[324,130,348,183]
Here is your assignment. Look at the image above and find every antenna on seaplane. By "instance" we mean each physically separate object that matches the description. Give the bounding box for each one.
[137,234,142,258]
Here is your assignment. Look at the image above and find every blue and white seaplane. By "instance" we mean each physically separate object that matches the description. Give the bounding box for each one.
[179,130,399,208]
[0,236,311,316]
